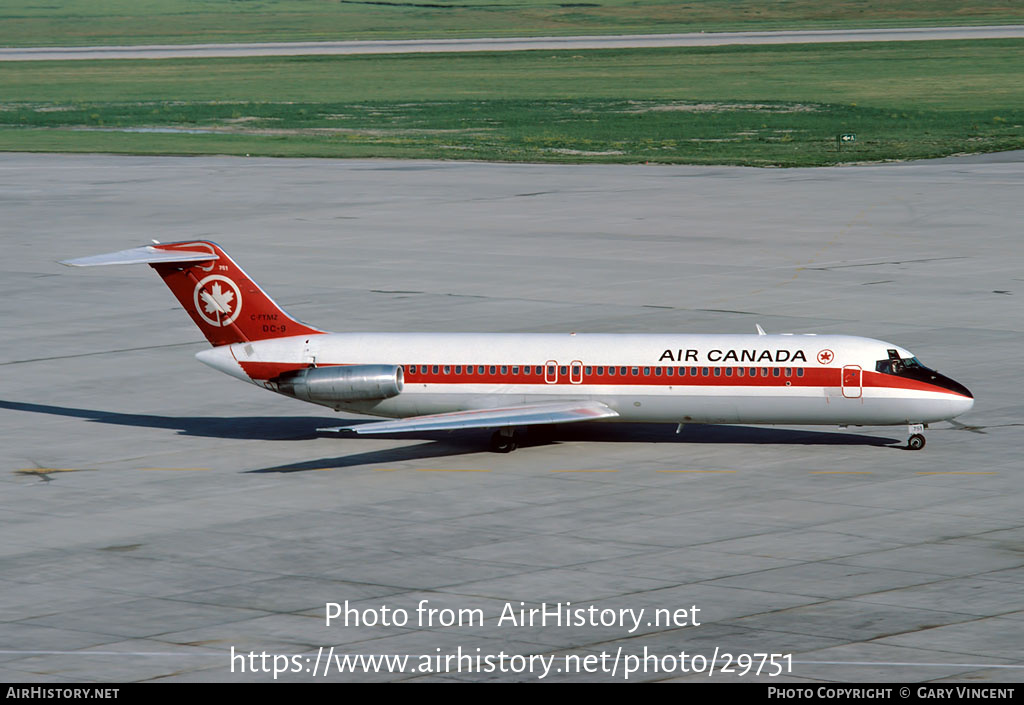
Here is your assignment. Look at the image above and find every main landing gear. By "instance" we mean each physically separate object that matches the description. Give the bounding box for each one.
[489,426,556,452]
[490,428,518,453]
[906,423,926,450]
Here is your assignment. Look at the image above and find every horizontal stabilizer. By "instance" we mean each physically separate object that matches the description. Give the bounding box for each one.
[318,400,619,435]
[60,245,219,267]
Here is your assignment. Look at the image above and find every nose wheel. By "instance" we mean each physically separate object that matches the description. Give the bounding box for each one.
[905,424,926,450]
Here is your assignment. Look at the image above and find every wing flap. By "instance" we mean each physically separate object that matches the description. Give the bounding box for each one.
[318,400,618,435]
[60,245,219,267]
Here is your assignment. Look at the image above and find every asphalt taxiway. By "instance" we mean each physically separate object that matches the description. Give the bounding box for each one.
[2,26,1023,61]
[0,152,1021,682]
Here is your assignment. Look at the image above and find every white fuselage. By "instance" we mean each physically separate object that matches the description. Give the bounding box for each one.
[197,332,974,427]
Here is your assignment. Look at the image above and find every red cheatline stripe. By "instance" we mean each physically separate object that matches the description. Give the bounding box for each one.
[237,361,963,397]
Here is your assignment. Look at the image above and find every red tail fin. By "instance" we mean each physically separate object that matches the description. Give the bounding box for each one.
[61,240,322,345]
[148,241,322,346]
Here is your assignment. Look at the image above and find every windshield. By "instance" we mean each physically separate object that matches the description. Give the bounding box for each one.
[876,355,926,375]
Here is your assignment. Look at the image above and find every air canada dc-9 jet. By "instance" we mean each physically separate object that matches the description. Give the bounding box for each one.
[62,241,974,452]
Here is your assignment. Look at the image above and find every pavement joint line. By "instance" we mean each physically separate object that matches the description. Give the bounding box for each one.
[14,468,78,473]
[550,469,619,473]
[138,467,211,471]
[415,469,491,472]
[0,650,220,657]
[0,341,201,366]
[0,651,1019,669]
[792,660,1024,669]
[656,470,737,473]
[13,468,1002,475]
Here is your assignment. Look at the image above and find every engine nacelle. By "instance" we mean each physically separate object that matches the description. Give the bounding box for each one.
[276,364,404,403]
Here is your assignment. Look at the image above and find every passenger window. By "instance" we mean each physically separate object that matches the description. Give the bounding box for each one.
[702,367,709,376]
[737,367,744,377]
[478,366,486,374]
[666,367,673,377]
[772,368,780,377]
[596,366,604,375]
[725,367,733,377]
[749,368,757,377]
[560,366,568,375]
[797,368,804,377]
[501,366,508,374]
[621,367,628,375]
[432,365,439,374]
[761,368,769,377]
[585,366,592,375]
[455,366,462,374]
[632,367,639,376]
[713,367,721,376]
[547,365,555,376]
[490,366,497,375]
[444,366,451,374]
[643,367,650,376]
[608,367,615,376]
[690,367,698,376]
[409,365,417,374]
[785,368,792,377]
[512,366,519,375]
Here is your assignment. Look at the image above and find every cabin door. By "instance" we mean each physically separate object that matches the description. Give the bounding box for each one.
[841,365,862,399]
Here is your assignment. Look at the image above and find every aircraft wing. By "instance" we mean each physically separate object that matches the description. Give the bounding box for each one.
[317,400,618,435]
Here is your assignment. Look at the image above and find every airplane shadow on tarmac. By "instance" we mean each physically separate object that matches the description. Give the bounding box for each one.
[1,399,903,473]
[0,399,326,440]
[249,423,903,473]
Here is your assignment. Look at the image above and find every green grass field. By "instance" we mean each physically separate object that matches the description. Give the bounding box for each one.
[2,41,1022,166]
[1,0,1022,47]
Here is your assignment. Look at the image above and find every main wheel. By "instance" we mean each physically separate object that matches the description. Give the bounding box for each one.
[490,430,517,453]
[907,434,926,450]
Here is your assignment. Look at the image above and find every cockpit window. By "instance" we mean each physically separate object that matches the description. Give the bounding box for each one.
[876,355,926,375]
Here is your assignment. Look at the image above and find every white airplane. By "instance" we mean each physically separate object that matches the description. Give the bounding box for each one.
[62,240,974,452]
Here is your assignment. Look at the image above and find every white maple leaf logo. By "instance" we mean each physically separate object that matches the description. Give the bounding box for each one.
[201,282,234,317]
[193,275,242,327]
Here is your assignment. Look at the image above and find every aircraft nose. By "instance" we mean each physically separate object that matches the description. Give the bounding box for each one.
[934,372,972,400]
[948,384,974,419]
[954,394,974,417]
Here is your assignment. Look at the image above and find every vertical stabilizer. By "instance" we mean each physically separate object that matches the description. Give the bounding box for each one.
[62,240,323,346]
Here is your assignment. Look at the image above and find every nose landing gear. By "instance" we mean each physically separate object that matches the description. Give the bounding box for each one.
[905,423,926,450]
